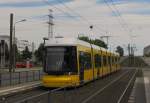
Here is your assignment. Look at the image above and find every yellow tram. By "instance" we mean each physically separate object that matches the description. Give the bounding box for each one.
[42,38,120,87]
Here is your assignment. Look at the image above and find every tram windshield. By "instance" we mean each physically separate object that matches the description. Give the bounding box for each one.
[44,46,77,75]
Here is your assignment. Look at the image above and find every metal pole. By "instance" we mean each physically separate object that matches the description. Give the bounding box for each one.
[0,41,2,69]
[13,25,16,72]
[106,37,108,48]
[4,41,5,68]
[90,25,95,80]
[48,9,54,38]
[32,42,34,62]
[9,13,13,72]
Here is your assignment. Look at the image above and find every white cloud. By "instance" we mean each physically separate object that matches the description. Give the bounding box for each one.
[0,0,150,55]
[0,0,41,3]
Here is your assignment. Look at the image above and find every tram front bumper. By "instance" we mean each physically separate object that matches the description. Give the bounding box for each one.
[42,75,79,87]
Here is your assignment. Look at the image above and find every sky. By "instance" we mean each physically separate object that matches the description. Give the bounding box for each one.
[0,0,150,55]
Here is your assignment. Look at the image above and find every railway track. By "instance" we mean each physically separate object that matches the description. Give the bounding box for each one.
[82,70,137,103]
[0,87,48,103]
[49,69,137,103]
[1,68,137,103]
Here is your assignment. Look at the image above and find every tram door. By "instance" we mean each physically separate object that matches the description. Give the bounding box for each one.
[109,56,112,73]
[79,52,84,83]
[80,65,84,83]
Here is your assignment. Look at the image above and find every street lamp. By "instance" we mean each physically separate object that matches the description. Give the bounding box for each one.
[43,37,49,45]
[14,19,26,41]
[89,25,93,40]
[43,37,49,70]
[13,19,26,71]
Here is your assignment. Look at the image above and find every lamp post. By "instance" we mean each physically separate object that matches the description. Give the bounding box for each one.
[13,19,26,71]
[43,37,49,70]
[43,37,49,45]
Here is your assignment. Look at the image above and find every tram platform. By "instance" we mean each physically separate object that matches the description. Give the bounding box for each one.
[133,68,150,103]
[142,69,150,103]
[0,81,41,97]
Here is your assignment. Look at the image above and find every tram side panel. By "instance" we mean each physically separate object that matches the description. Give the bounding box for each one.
[102,51,107,76]
[77,45,93,83]
[112,55,116,73]
[93,48,99,79]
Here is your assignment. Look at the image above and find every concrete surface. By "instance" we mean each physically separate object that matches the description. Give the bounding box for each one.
[143,69,150,103]
[141,57,150,67]
[0,81,41,97]
[0,67,42,73]
[135,77,146,103]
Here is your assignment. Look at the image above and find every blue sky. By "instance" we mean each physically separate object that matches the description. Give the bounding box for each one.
[0,0,73,7]
[0,0,150,55]
[0,0,150,15]
[0,0,150,7]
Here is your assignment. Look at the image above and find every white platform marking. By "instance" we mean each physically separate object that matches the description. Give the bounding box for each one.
[144,77,150,103]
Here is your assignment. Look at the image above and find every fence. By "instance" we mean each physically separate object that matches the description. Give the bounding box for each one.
[0,70,43,87]
[14,83,79,103]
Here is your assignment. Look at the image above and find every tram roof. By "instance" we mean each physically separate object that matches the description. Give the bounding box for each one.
[45,37,89,46]
[45,37,118,54]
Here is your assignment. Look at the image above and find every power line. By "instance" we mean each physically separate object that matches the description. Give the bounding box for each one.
[103,0,126,30]
[42,0,109,34]
[55,0,91,25]
[100,35,112,49]
[103,0,135,38]
[104,0,134,38]
[48,9,54,38]
[109,0,133,35]
[42,0,105,34]
[41,0,80,20]
[55,0,109,34]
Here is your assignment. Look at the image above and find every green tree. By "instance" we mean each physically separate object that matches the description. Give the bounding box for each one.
[78,36,90,43]
[93,39,108,49]
[34,43,44,63]
[14,44,22,61]
[22,46,32,60]
[78,36,107,49]
[116,46,124,56]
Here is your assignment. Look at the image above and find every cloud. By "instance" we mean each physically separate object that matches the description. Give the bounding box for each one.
[0,0,73,8]
[0,0,150,55]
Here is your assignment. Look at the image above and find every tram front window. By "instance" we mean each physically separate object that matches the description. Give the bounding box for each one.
[44,46,77,75]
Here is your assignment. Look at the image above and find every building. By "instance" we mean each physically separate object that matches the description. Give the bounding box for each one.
[0,35,10,49]
[144,45,150,56]
[17,40,33,52]
[0,35,11,68]
[0,35,35,68]
[0,35,34,52]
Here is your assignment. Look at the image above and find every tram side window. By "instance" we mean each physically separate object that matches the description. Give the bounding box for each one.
[118,57,120,63]
[114,57,116,64]
[112,57,114,64]
[79,52,92,69]
[114,57,117,64]
[117,57,120,64]
[108,56,111,65]
[94,54,101,68]
[103,56,107,66]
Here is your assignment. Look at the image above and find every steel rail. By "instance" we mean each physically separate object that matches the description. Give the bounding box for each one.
[117,69,137,103]
[81,70,131,103]
[15,91,49,103]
